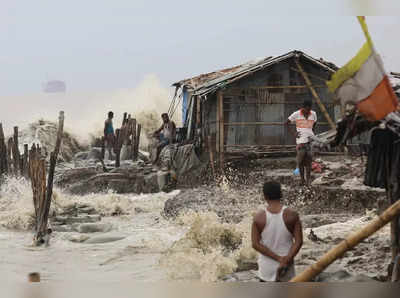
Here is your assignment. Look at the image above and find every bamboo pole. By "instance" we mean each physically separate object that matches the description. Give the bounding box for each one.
[295,59,336,129]
[290,199,400,282]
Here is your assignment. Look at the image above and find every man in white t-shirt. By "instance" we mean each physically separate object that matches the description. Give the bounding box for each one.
[286,99,317,186]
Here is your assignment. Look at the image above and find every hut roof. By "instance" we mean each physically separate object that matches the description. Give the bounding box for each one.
[172,50,339,97]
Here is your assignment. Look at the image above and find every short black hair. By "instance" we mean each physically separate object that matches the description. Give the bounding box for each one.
[263,181,282,200]
[108,111,114,118]
[303,99,312,108]
[161,113,168,118]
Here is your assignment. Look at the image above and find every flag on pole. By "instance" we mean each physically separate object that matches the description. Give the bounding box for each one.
[327,16,398,121]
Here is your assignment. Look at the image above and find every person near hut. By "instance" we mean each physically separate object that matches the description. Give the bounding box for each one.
[252,181,303,282]
[104,111,115,159]
[152,113,176,163]
[286,99,317,186]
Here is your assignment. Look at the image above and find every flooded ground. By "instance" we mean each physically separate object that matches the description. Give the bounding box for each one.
[0,153,392,282]
[0,177,185,282]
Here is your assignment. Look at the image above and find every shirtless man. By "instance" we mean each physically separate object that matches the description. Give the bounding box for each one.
[152,113,176,163]
[252,181,303,282]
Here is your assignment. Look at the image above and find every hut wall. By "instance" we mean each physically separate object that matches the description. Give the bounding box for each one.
[202,57,336,150]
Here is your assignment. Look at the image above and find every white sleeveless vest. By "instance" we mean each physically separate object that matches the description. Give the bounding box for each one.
[258,206,295,281]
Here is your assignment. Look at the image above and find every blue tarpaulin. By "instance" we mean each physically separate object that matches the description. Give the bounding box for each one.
[182,88,189,126]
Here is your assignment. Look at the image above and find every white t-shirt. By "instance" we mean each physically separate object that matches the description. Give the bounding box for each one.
[288,110,317,144]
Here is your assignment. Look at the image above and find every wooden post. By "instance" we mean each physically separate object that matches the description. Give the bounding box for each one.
[100,136,105,160]
[134,124,141,161]
[122,112,127,126]
[131,119,137,161]
[115,129,121,167]
[217,91,225,171]
[290,199,400,282]
[7,138,13,174]
[216,94,220,155]
[295,59,336,129]
[0,123,7,176]
[12,126,20,175]
[23,144,29,178]
[32,111,64,246]
[196,96,201,126]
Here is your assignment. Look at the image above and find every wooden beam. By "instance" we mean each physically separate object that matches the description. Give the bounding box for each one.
[290,67,329,83]
[295,59,336,129]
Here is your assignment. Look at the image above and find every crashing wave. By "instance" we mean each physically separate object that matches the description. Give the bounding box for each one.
[16,119,85,162]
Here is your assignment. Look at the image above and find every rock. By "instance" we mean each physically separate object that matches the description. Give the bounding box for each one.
[55,167,99,188]
[84,234,126,244]
[134,207,146,214]
[236,260,258,272]
[63,166,162,195]
[314,270,351,282]
[51,225,73,232]
[75,223,112,233]
[222,270,259,282]
[68,234,90,243]
[87,147,103,160]
[53,215,101,225]
[74,151,89,160]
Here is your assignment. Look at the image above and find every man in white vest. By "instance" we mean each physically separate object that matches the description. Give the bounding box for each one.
[252,181,303,282]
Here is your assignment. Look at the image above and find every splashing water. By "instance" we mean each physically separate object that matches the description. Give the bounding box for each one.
[160,211,257,282]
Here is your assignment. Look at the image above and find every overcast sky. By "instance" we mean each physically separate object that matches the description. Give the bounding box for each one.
[0,1,399,134]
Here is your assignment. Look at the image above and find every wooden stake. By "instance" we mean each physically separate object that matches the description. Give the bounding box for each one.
[100,136,105,160]
[7,138,13,174]
[12,126,20,175]
[295,59,336,129]
[131,119,137,161]
[23,144,29,178]
[0,123,7,176]
[32,111,64,246]
[115,129,121,167]
[290,199,400,282]
[134,124,141,161]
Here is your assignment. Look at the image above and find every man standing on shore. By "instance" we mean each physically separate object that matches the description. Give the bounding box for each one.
[286,99,317,186]
[104,111,115,159]
[252,181,303,282]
